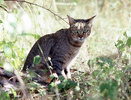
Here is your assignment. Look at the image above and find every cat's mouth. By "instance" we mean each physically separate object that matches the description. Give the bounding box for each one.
[71,34,85,42]
[73,36,85,42]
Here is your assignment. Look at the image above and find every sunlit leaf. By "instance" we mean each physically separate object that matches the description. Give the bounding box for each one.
[0,91,10,99]
[3,46,12,57]
[13,9,18,14]
[11,88,17,97]
[3,62,13,72]
[0,20,3,23]
[74,0,78,4]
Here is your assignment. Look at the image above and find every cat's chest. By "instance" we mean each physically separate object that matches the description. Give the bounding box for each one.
[51,41,80,61]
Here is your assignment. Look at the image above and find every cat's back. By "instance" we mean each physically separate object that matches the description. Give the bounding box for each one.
[23,28,68,70]
[52,28,68,40]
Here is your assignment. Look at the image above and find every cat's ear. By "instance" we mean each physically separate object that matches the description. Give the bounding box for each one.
[87,15,96,27]
[67,15,75,26]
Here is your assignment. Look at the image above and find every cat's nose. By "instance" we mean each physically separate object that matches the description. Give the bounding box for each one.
[78,36,83,40]
[78,34,83,39]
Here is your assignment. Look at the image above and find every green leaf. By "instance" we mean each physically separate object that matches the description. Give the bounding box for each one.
[59,76,64,81]
[58,82,66,90]
[0,91,10,99]
[20,32,41,39]
[126,37,131,47]
[0,0,4,4]
[100,56,105,62]
[123,31,127,37]
[3,62,13,72]
[88,60,94,67]
[74,0,78,4]
[100,79,117,100]
[33,55,41,65]
[92,70,100,78]
[11,88,17,97]
[13,9,18,14]
[64,79,77,90]
[57,79,77,91]
[49,74,54,79]
[115,40,125,50]
[0,20,3,23]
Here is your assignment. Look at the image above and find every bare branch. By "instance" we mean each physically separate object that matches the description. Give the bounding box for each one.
[5,0,68,24]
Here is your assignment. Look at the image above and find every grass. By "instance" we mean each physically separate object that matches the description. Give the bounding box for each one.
[0,0,131,100]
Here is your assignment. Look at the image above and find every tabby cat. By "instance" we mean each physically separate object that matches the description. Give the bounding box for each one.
[23,15,95,83]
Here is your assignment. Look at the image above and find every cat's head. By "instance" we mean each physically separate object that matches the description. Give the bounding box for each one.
[67,15,95,42]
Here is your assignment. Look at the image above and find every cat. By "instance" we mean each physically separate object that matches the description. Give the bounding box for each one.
[22,15,95,83]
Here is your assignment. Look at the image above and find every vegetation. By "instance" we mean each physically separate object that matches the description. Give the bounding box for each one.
[0,0,131,100]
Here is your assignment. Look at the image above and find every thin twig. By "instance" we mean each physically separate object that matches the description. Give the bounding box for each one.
[0,5,9,13]
[49,0,53,9]
[37,42,53,75]
[6,0,68,24]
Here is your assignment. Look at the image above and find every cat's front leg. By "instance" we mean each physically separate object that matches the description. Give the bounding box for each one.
[53,67,67,79]
[66,67,71,79]
[64,67,71,79]
[61,69,67,79]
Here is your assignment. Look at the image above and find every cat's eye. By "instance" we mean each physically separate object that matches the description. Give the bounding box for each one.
[83,30,87,33]
[83,30,89,33]
[74,30,78,33]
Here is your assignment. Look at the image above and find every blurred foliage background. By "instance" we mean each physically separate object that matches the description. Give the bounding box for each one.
[0,0,131,99]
